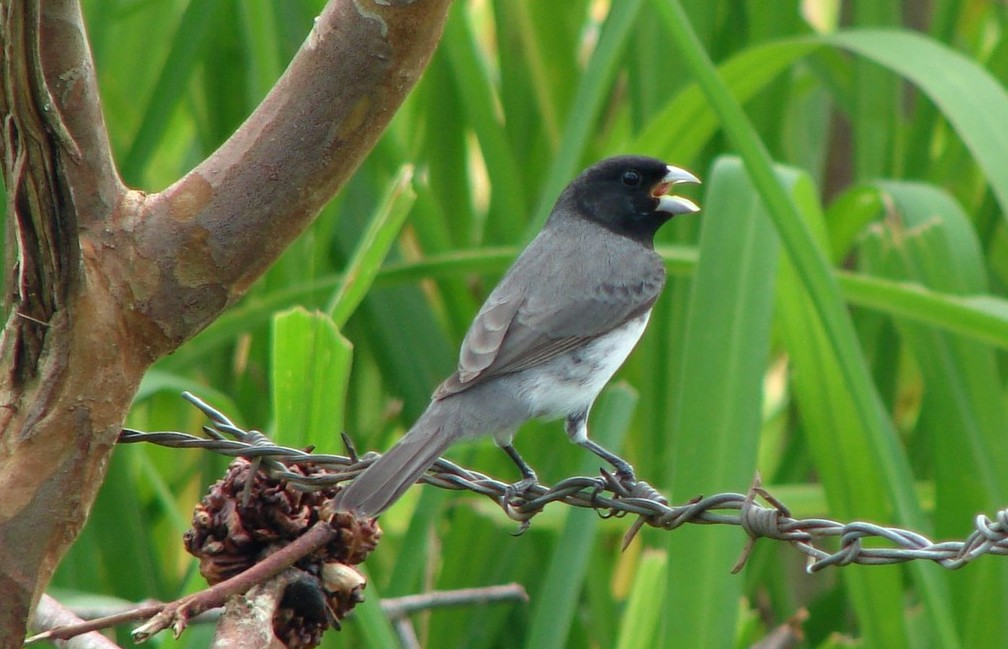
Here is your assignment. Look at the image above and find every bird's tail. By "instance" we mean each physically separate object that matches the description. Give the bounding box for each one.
[333,401,458,518]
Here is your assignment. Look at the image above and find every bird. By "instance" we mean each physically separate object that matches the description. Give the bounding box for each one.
[334,155,700,518]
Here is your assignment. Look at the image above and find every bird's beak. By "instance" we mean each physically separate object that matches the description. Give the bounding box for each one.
[652,165,701,215]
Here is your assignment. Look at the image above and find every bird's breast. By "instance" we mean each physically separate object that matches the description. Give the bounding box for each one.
[515,310,652,419]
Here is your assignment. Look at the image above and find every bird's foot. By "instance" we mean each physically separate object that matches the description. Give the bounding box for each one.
[501,473,541,535]
[611,460,638,493]
[575,436,638,492]
[502,473,539,505]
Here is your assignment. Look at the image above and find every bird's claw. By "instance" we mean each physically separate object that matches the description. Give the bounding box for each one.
[615,467,637,490]
[602,461,637,496]
[598,466,654,501]
[502,475,539,505]
[500,480,540,535]
[510,520,532,536]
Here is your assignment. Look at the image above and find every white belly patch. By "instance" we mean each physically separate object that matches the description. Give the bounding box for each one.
[516,311,651,419]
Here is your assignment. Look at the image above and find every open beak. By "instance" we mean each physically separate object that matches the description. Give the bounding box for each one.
[652,165,701,215]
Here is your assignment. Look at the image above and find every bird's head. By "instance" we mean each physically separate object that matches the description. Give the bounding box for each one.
[558,155,701,245]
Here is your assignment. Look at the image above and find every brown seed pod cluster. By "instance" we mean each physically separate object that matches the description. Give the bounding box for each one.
[184,457,381,646]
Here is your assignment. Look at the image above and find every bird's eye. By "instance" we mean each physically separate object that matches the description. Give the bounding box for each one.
[621,170,642,187]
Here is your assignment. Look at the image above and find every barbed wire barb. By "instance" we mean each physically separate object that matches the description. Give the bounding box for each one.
[117,392,1008,572]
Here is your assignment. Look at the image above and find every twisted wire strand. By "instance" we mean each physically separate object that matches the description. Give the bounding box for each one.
[118,392,1008,573]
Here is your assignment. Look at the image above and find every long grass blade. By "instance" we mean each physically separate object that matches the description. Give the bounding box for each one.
[327,166,416,327]
[524,387,638,649]
[663,157,779,648]
[525,0,647,236]
[829,29,1008,218]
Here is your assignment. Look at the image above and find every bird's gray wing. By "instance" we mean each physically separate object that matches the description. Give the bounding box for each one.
[434,230,664,399]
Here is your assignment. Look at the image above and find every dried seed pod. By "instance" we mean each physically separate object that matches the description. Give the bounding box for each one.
[184,457,382,644]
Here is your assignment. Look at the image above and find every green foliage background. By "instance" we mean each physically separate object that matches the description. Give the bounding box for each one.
[26,0,1008,647]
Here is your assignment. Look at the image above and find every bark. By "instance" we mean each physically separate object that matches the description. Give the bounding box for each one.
[0,0,452,643]
[210,575,294,649]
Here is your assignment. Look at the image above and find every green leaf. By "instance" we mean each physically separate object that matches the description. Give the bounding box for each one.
[270,307,353,448]
[352,565,401,649]
[134,369,238,414]
[839,272,1008,351]
[122,1,224,183]
[828,29,1008,219]
[771,169,956,649]
[859,180,1008,646]
[629,38,821,162]
[441,3,526,242]
[328,166,416,327]
[848,2,901,178]
[663,157,779,648]
[524,385,638,649]
[525,0,647,236]
[823,185,883,263]
[653,12,958,647]
[615,550,668,649]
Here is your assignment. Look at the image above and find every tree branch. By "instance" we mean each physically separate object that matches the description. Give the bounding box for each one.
[0,0,452,643]
[132,0,452,353]
[36,0,124,222]
[1,1,120,640]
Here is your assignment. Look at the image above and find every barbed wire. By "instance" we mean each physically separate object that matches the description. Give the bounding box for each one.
[118,391,1008,573]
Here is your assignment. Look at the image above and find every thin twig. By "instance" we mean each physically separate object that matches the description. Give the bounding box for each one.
[381,583,528,619]
[28,584,529,644]
[25,595,127,648]
[131,522,338,641]
[393,618,421,649]
[25,602,163,646]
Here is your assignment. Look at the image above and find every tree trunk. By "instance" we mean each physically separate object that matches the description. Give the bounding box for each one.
[0,0,452,642]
